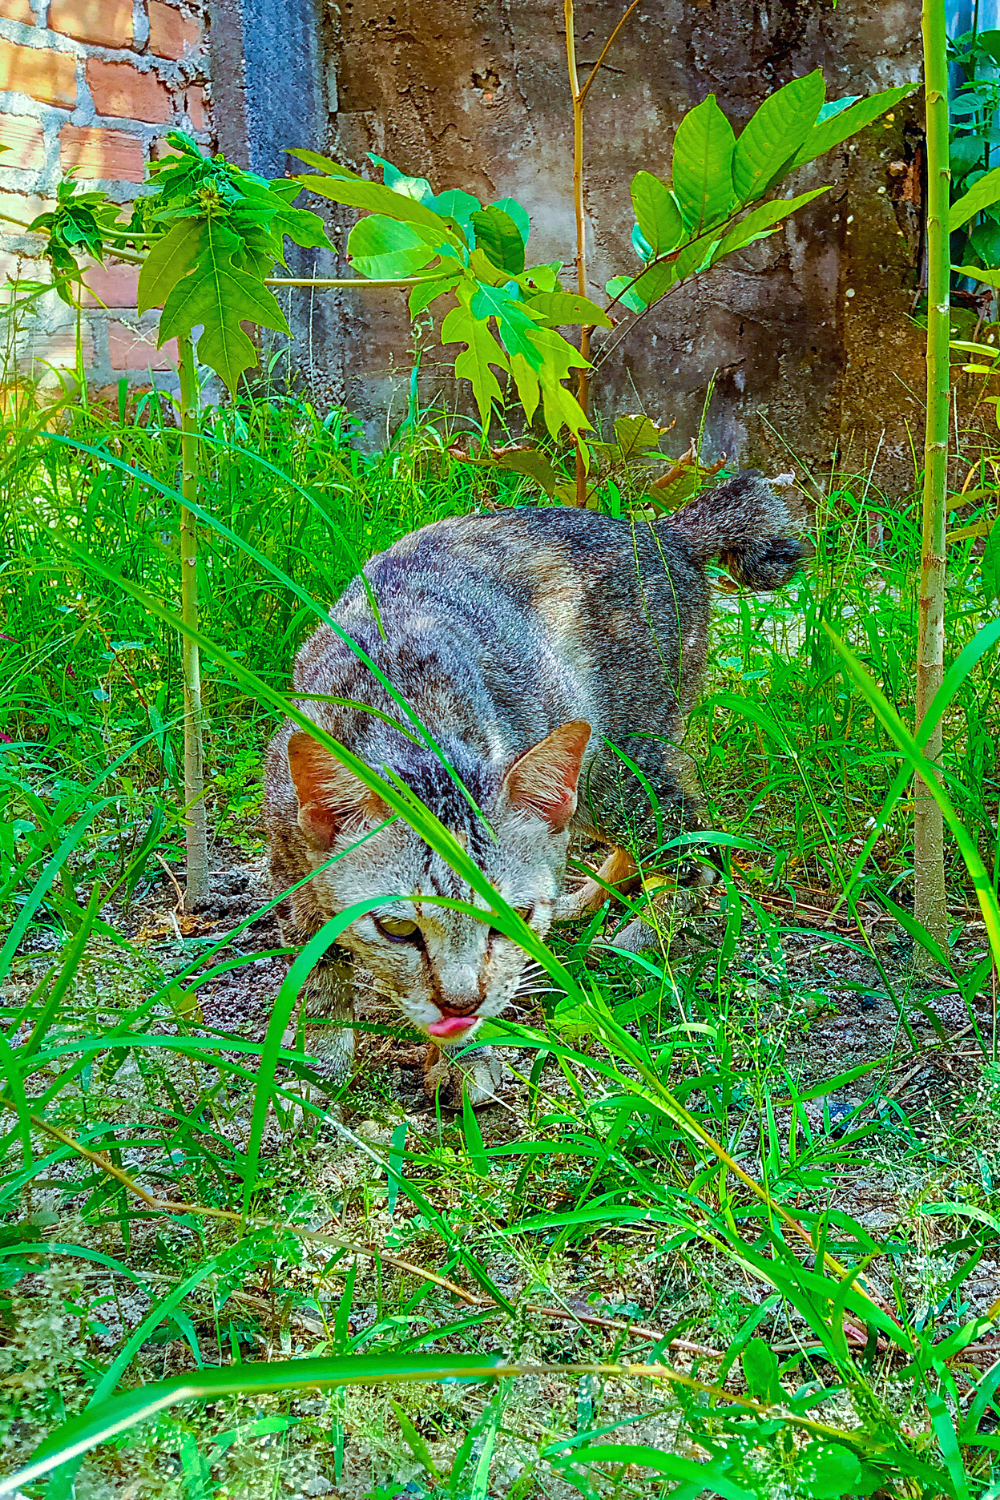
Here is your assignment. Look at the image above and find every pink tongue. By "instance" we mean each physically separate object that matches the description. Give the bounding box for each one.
[428,1016,478,1038]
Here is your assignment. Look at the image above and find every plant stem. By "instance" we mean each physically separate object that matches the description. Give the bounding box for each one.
[915,0,951,969]
[177,329,209,910]
[564,0,590,506]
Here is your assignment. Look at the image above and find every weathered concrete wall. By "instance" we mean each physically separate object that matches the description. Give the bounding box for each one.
[302,0,925,493]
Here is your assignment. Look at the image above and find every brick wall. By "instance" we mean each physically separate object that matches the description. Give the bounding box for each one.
[0,0,210,390]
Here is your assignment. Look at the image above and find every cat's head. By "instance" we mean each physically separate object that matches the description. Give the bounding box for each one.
[284,721,591,1043]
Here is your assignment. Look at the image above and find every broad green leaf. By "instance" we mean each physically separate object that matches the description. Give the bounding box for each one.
[159,219,290,392]
[508,352,540,426]
[605,273,648,313]
[646,469,699,512]
[368,152,435,204]
[347,215,439,278]
[741,1337,781,1404]
[793,1441,866,1499]
[613,414,662,458]
[470,281,544,366]
[492,196,530,245]
[470,205,526,274]
[485,447,560,497]
[136,218,203,314]
[431,188,482,244]
[983,516,1000,602]
[630,171,683,254]
[440,302,509,436]
[733,70,825,204]
[525,290,613,328]
[954,263,1000,287]
[408,272,463,318]
[632,221,654,261]
[817,94,862,122]
[272,204,334,251]
[539,367,591,446]
[297,172,462,247]
[952,165,1000,230]
[671,94,736,231]
[788,82,916,172]
[712,187,829,259]
[285,148,361,177]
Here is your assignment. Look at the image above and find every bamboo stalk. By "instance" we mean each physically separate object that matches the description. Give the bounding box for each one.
[177,330,209,910]
[914,0,951,968]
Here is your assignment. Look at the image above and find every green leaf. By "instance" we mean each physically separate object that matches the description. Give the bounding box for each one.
[646,469,700,512]
[285,148,362,178]
[347,215,440,278]
[605,273,648,313]
[525,290,613,328]
[470,205,526,274]
[712,187,830,259]
[671,94,736,231]
[159,218,290,392]
[408,273,463,318]
[789,83,916,172]
[440,302,509,436]
[368,152,435,204]
[983,516,1000,602]
[613,414,662,458]
[482,447,561,497]
[733,70,825,204]
[271,203,333,252]
[741,1337,781,1404]
[954,262,1000,287]
[630,171,683,254]
[818,95,862,123]
[492,196,530,245]
[136,218,203,315]
[298,172,461,247]
[952,165,1000,230]
[469,281,544,366]
[793,1441,866,1499]
[553,1444,755,1500]
[462,1090,489,1176]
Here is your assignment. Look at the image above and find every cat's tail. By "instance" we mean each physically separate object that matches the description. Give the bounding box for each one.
[659,469,813,590]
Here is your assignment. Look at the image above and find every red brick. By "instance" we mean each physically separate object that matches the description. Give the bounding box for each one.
[108,320,178,371]
[184,84,206,130]
[49,0,132,48]
[87,59,173,124]
[60,124,145,182]
[147,1,201,60]
[0,114,45,171]
[0,0,35,24]
[80,260,140,307]
[0,37,76,107]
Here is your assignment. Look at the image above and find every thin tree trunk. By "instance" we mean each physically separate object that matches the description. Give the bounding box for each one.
[177,330,209,910]
[914,0,950,968]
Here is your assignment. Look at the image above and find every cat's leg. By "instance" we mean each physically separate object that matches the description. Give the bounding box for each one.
[423,1041,507,1108]
[554,844,640,922]
[280,951,357,1083]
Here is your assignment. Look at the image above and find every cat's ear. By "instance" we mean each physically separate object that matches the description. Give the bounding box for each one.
[501,720,591,832]
[287,732,388,849]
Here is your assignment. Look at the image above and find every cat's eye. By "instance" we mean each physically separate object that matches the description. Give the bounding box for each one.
[513,906,532,923]
[375,916,421,943]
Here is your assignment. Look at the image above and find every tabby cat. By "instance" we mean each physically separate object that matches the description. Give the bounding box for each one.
[263,471,809,1100]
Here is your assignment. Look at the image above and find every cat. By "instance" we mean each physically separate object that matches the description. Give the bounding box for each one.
[263,471,810,1102]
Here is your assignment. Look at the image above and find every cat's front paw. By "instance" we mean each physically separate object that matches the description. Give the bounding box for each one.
[423,1042,508,1109]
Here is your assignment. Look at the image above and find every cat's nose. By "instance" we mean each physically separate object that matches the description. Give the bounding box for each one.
[437,999,480,1018]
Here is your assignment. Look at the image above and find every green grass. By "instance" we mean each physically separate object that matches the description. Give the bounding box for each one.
[2,384,1000,1499]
